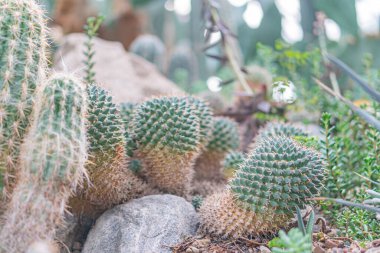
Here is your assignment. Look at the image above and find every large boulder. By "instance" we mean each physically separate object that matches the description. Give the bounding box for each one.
[82,194,199,253]
[53,33,183,103]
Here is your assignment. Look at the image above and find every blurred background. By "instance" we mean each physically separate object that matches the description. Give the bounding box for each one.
[41,0,380,97]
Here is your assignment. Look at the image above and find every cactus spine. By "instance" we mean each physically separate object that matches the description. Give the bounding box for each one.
[0,74,87,253]
[0,0,48,203]
[194,117,240,181]
[132,96,201,195]
[199,136,325,238]
[222,151,245,179]
[71,85,149,215]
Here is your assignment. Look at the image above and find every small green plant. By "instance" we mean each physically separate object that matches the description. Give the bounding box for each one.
[83,15,104,84]
[271,229,312,253]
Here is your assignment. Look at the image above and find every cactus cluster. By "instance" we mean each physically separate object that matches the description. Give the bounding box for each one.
[71,85,149,214]
[131,96,201,195]
[194,117,240,181]
[0,75,87,252]
[0,0,48,203]
[199,135,325,238]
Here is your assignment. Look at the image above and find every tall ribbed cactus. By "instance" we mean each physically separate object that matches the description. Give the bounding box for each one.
[70,85,149,216]
[0,75,87,253]
[132,96,201,196]
[199,136,325,238]
[0,0,48,203]
[194,117,240,181]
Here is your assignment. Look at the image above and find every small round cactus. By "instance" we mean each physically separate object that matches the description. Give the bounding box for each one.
[0,74,87,252]
[257,122,308,140]
[0,0,48,203]
[199,136,325,238]
[222,151,245,179]
[132,96,201,195]
[194,117,240,181]
[72,85,149,214]
[129,34,166,70]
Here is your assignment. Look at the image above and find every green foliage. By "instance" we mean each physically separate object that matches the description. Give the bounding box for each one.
[0,0,48,197]
[128,159,142,173]
[293,136,319,150]
[336,207,380,241]
[271,229,312,253]
[132,97,200,153]
[83,15,104,84]
[230,136,325,214]
[206,117,240,152]
[129,34,165,69]
[87,85,125,167]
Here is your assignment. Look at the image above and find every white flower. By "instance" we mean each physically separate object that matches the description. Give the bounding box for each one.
[272,80,297,104]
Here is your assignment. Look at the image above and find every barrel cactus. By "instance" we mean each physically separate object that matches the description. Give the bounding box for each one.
[0,0,48,202]
[194,117,240,181]
[71,85,149,215]
[0,74,87,252]
[132,96,201,195]
[222,151,245,179]
[199,136,325,238]
[256,122,308,141]
[129,34,166,70]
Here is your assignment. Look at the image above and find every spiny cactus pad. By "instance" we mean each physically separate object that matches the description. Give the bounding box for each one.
[194,117,240,181]
[200,136,325,238]
[0,74,87,252]
[132,96,201,195]
[73,85,149,213]
[0,0,48,201]
[222,151,245,179]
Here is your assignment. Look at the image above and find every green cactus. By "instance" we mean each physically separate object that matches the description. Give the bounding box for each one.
[222,151,245,179]
[257,122,308,141]
[194,117,240,181]
[192,195,204,210]
[132,96,201,195]
[120,102,138,157]
[129,34,166,70]
[71,85,149,215]
[0,74,87,253]
[199,136,325,238]
[0,0,48,201]
[185,97,213,149]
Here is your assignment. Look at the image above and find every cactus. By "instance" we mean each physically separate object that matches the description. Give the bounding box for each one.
[132,96,201,195]
[129,34,166,70]
[120,102,138,157]
[71,85,149,215]
[0,74,87,253]
[194,117,240,181]
[192,179,226,197]
[199,91,225,115]
[222,151,245,179]
[0,0,48,202]
[185,97,213,149]
[199,136,325,238]
[257,122,308,140]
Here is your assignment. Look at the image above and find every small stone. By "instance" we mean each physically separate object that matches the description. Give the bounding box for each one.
[313,243,326,253]
[258,246,271,253]
[192,239,211,248]
[325,239,340,249]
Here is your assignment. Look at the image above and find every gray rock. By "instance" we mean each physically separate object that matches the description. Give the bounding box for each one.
[82,194,199,253]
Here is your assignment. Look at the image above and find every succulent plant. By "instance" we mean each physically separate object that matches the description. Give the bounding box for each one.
[222,151,245,179]
[192,179,226,197]
[120,102,138,157]
[71,85,149,214]
[257,122,308,141]
[194,117,240,181]
[129,34,166,70]
[199,136,325,238]
[0,0,48,202]
[0,74,87,253]
[199,91,225,115]
[192,195,204,210]
[271,229,312,253]
[132,96,201,195]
